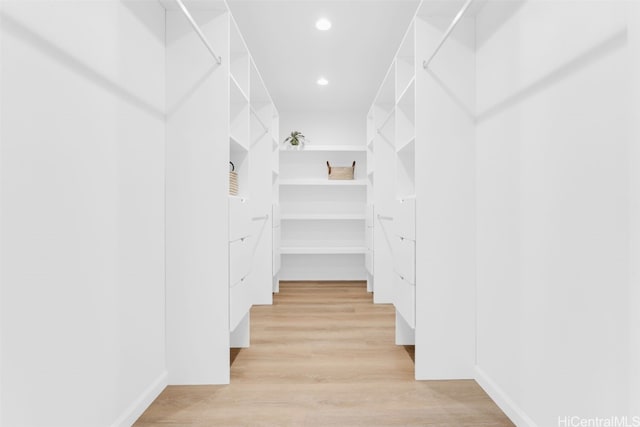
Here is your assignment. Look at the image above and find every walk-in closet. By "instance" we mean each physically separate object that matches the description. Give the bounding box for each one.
[1,0,639,426]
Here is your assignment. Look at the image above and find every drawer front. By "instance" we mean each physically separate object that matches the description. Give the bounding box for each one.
[392,235,415,285]
[394,197,415,240]
[393,273,415,329]
[229,197,251,242]
[230,235,252,286]
[230,275,252,331]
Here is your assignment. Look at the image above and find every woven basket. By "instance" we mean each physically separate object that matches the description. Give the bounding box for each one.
[327,161,355,180]
[229,162,238,196]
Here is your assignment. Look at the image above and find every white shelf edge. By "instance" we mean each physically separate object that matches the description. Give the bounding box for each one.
[280,246,367,255]
[279,145,367,152]
[279,179,367,187]
[281,214,366,221]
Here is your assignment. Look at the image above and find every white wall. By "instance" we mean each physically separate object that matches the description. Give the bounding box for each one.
[475,2,631,425]
[630,1,640,419]
[280,110,365,148]
[165,6,230,384]
[0,1,166,426]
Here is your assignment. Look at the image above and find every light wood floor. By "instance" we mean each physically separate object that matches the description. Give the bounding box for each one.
[135,281,513,426]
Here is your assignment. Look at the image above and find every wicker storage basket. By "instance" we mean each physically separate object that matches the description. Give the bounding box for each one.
[229,162,238,196]
[327,161,355,180]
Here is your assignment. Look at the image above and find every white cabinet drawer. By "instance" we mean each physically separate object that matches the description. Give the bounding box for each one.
[394,197,415,240]
[230,275,252,331]
[394,273,415,329]
[230,235,252,286]
[229,197,251,242]
[392,235,415,285]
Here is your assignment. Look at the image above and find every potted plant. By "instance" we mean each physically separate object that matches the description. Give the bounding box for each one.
[284,131,305,150]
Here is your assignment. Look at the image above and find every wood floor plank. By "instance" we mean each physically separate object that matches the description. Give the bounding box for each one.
[135,281,513,426]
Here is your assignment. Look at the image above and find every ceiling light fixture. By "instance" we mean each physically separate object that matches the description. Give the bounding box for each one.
[315,18,332,31]
[317,77,329,86]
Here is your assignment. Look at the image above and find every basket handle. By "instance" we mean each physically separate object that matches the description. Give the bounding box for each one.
[352,161,356,168]
[230,161,235,172]
[326,161,331,174]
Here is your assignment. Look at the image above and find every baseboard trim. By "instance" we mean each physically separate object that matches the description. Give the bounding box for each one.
[111,370,168,427]
[475,366,537,427]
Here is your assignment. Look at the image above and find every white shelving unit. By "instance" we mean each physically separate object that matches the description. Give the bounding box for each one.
[228,16,280,348]
[366,0,476,381]
[166,3,279,385]
[278,145,367,281]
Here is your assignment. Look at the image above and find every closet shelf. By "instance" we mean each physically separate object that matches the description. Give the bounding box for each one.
[281,213,365,221]
[396,136,415,154]
[230,74,249,104]
[280,179,367,187]
[281,246,367,255]
[280,144,366,152]
[230,135,249,153]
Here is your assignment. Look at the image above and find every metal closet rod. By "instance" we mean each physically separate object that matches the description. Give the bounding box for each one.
[422,0,474,69]
[174,0,222,65]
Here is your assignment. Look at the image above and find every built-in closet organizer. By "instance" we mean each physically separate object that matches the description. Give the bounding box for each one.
[166,1,279,384]
[367,0,475,379]
[278,146,367,281]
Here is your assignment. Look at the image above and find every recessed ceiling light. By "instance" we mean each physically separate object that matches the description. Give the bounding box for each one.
[317,77,329,86]
[315,18,332,31]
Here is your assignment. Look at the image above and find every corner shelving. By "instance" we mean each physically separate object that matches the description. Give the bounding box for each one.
[278,143,367,280]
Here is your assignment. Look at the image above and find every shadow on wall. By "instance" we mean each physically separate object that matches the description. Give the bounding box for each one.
[476,28,627,123]
[0,10,165,121]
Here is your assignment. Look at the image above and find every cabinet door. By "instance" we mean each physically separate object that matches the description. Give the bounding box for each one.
[392,235,415,285]
[230,235,252,286]
[229,197,251,242]
[393,273,415,329]
[394,197,415,240]
[230,275,252,331]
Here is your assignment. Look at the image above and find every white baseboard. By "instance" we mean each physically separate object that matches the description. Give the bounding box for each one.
[475,366,537,427]
[111,370,168,427]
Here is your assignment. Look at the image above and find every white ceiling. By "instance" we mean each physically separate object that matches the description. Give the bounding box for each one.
[227,0,420,113]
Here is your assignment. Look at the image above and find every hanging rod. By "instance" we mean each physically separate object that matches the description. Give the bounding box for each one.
[174,0,222,65]
[252,214,270,221]
[377,214,393,221]
[422,0,474,69]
